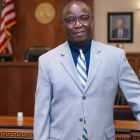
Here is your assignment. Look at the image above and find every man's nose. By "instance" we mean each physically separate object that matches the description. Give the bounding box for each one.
[74,19,82,28]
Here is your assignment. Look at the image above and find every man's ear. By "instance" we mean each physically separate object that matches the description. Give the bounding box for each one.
[61,19,66,31]
[91,15,94,28]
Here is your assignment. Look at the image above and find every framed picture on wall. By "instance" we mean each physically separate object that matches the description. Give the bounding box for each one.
[107,12,133,43]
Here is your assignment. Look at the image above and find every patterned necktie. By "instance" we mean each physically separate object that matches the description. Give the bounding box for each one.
[76,49,88,140]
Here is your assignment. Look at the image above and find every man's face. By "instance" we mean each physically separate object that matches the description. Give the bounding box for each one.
[61,2,93,46]
[117,19,124,29]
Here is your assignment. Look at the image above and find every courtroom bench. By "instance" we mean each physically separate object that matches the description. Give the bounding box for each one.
[0,62,38,116]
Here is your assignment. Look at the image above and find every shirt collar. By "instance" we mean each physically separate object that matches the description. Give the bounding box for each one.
[68,38,92,53]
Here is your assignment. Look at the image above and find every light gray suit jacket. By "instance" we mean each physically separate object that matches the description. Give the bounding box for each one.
[34,40,140,140]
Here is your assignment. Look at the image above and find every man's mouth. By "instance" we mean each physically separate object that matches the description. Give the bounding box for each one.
[74,31,85,36]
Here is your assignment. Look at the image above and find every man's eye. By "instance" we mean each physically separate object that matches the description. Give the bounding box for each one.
[80,16,89,21]
[66,18,75,23]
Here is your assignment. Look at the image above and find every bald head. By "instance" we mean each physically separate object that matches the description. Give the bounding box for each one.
[61,0,93,46]
[62,0,91,18]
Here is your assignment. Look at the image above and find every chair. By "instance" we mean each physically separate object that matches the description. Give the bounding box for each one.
[24,46,50,62]
[0,55,12,62]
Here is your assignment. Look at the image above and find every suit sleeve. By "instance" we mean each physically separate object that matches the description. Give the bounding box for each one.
[34,56,52,140]
[119,50,140,122]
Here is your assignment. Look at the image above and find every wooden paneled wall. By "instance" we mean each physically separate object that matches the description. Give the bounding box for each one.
[126,53,140,74]
[0,0,93,61]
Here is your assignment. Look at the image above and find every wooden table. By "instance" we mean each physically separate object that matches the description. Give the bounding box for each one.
[2,117,138,128]
[115,120,140,140]
[0,116,33,139]
[0,116,33,126]
[115,120,139,129]
[0,116,139,139]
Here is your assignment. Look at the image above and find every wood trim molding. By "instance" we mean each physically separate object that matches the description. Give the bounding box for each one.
[0,128,33,139]
[114,105,130,109]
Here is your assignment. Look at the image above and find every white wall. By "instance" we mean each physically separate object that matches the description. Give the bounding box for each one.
[94,0,140,52]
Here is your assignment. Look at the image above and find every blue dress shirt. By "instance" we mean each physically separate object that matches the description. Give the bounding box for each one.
[68,38,92,75]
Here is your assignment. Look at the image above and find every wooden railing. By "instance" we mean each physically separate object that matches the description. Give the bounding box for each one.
[0,53,139,116]
[0,116,139,139]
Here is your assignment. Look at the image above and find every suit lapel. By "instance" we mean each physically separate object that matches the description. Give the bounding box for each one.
[84,40,102,93]
[60,42,83,92]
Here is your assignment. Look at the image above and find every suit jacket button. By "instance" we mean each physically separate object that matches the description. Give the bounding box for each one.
[82,96,86,100]
[79,118,83,122]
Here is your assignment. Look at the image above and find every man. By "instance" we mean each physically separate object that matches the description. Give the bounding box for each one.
[34,0,140,140]
[112,18,129,39]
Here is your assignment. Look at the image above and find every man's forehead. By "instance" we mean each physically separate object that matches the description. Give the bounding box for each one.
[62,1,90,16]
[66,1,88,9]
[118,19,124,22]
